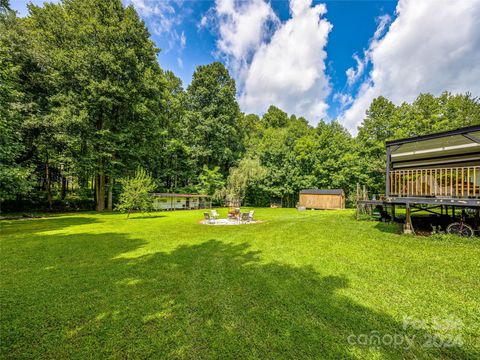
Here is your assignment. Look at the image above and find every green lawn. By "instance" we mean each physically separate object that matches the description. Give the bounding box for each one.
[1,209,479,359]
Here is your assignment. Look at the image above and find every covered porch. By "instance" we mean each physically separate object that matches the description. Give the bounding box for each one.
[386,125,480,199]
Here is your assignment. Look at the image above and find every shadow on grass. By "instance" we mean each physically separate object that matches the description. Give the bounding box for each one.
[0,216,100,236]
[374,221,402,235]
[125,214,167,220]
[1,233,476,359]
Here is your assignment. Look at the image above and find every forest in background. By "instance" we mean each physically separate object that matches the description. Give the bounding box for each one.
[1,0,480,212]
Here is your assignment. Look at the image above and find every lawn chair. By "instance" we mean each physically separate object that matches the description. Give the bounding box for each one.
[211,209,220,219]
[240,212,249,223]
[204,212,215,224]
[248,210,254,222]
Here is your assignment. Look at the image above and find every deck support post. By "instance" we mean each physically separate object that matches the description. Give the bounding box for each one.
[355,183,360,219]
[404,203,414,234]
[386,146,391,197]
[474,208,480,230]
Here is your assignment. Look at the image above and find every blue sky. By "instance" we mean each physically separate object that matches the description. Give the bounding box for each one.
[10,0,480,133]
[126,0,397,121]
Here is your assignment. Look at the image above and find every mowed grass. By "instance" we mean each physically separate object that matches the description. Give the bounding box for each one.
[1,209,479,359]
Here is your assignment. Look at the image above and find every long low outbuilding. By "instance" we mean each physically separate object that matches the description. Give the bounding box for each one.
[151,193,211,210]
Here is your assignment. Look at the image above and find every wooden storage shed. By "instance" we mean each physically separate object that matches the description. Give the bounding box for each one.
[298,189,345,209]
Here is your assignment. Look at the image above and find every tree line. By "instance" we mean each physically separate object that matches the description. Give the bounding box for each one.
[1,0,479,211]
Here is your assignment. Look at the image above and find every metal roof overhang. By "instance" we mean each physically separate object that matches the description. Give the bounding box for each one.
[151,193,209,198]
[387,126,480,169]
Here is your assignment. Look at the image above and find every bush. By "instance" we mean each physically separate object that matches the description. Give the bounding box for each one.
[116,168,155,218]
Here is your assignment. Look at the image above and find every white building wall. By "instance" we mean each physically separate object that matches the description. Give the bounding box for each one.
[174,198,186,209]
[152,196,204,210]
[153,197,171,210]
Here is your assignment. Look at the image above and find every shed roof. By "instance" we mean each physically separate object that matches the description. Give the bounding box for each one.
[300,189,344,195]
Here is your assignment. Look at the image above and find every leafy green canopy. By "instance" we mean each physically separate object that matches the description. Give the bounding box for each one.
[218,158,266,206]
[116,167,155,218]
[1,0,479,210]
[196,166,225,197]
[185,62,243,176]
[239,92,479,206]
[0,6,33,200]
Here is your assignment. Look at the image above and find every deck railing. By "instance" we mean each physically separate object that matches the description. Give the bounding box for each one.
[389,166,480,198]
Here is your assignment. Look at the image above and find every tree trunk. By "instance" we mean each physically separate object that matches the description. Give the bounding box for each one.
[61,176,67,200]
[107,176,113,211]
[95,172,106,212]
[45,160,52,209]
[93,175,97,205]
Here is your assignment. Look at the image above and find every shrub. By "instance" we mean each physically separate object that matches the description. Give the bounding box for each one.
[116,168,155,218]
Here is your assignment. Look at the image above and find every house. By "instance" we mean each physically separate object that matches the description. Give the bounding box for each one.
[151,193,211,211]
[298,189,345,209]
[386,125,480,199]
[360,125,480,234]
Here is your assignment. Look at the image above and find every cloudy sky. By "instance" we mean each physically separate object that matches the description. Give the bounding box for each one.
[10,0,480,134]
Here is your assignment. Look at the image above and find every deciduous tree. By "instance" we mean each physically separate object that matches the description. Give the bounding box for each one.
[116,167,155,218]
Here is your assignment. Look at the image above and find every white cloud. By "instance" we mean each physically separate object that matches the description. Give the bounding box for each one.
[373,14,391,40]
[215,0,332,124]
[345,54,365,87]
[180,31,186,49]
[198,15,209,30]
[215,0,278,81]
[340,0,480,134]
[126,0,187,54]
[128,0,177,33]
[333,92,353,110]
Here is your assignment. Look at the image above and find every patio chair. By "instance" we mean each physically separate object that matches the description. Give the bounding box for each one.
[204,212,215,224]
[240,212,249,223]
[211,209,220,219]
